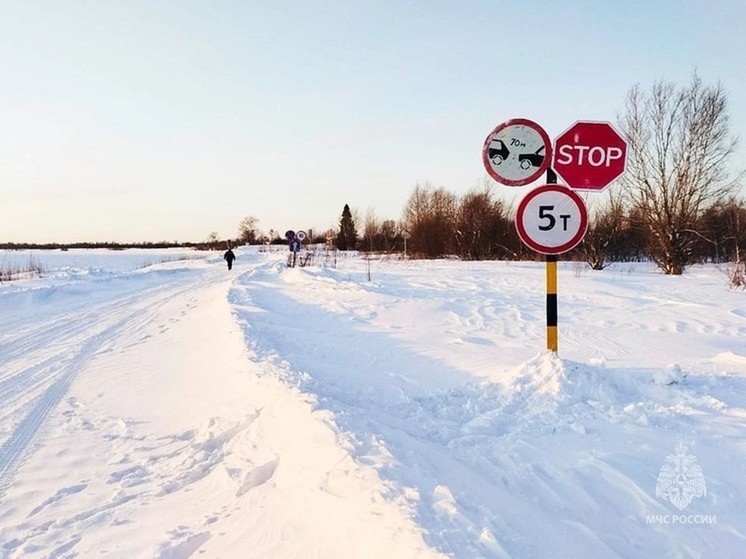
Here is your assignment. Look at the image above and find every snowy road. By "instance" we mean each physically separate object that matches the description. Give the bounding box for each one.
[0,256,440,558]
[1,249,745,558]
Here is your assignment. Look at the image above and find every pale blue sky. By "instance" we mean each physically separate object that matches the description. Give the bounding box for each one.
[1,0,744,243]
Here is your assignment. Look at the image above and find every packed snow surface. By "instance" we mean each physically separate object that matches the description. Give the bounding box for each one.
[1,248,745,558]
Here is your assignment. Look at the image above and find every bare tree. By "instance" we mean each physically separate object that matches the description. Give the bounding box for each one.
[362,208,380,251]
[699,197,746,286]
[618,74,740,274]
[401,185,458,258]
[724,200,746,288]
[455,186,512,260]
[402,183,432,256]
[428,188,458,257]
[379,219,398,252]
[580,192,629,270]
[402,184,425,255]
[206,231,221,250]
[237,216,259,245]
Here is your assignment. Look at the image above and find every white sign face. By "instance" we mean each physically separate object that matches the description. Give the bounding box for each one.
[482,118,552,187]
[516,185,588,254]
[296,230,307,241]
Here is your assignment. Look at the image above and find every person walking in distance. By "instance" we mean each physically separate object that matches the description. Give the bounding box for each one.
[224,247,236,270]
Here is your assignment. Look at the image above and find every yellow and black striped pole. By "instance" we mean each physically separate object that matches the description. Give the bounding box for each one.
[546,168,559,352]
[546,254,558,352]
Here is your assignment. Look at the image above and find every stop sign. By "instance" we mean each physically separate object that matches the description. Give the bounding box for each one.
[553,121,628,191]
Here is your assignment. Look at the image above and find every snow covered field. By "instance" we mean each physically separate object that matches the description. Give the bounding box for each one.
[1,248,745,558]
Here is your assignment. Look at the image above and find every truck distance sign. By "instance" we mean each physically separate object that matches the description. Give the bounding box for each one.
[482,118,552,187]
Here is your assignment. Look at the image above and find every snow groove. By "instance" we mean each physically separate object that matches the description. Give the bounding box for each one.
[0,277,188,364]
[0,313,140,502]
[0,271,213,506]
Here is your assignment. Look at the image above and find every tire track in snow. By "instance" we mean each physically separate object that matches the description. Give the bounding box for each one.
[0,313,141,502]
[0,356,62,402]
[0,267,223,503]
[0,274,192,364]
[0,271,211,414]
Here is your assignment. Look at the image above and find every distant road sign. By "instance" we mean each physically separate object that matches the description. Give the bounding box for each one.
[553,121,628,191]
[515,185,588,254]
[285,230,296,241]
[482,118,552,186]
[296,230,307,241]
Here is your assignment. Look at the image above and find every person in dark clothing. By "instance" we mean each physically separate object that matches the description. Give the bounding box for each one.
[223,248,236,270]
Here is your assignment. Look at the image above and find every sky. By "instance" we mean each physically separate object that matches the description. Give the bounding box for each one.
[1,0,745,243]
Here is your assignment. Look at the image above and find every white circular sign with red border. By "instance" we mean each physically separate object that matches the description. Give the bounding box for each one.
[516,185,588,254]
[482,118,552,186]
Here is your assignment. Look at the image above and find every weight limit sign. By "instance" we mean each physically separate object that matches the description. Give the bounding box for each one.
[516,185,588,255]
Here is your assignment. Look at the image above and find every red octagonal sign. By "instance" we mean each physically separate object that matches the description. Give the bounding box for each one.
[553,121,628,191]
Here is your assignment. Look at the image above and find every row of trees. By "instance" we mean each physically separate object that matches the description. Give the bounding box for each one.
[332,74,744,277]
[336,180,744,276]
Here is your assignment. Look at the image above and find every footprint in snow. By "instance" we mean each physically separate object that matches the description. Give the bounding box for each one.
[236,457,279,497]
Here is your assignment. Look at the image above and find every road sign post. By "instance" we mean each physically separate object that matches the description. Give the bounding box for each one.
[515,178,588,353]
[545,169,558,352]
[482,117,625,353]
